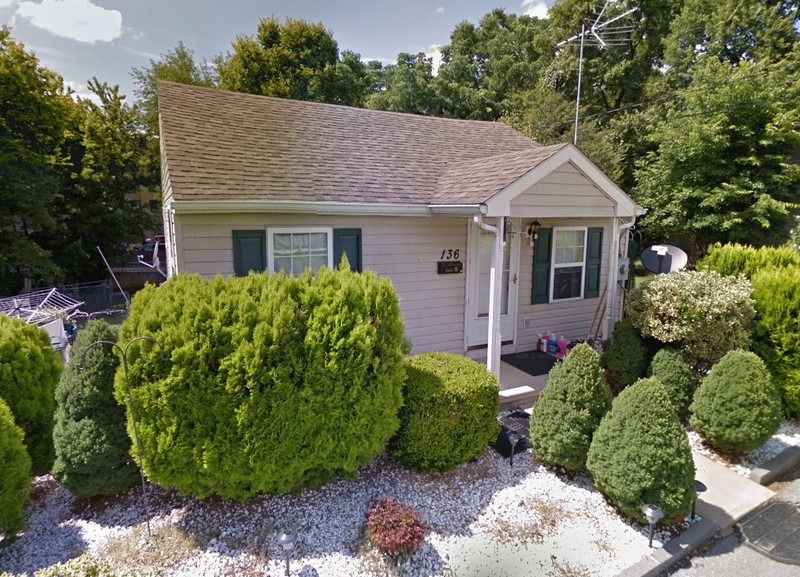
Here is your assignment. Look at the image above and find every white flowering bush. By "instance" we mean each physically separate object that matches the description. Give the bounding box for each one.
[625,270,754,370]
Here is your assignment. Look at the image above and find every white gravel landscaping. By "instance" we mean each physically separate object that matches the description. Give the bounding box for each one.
[0,447,670,577]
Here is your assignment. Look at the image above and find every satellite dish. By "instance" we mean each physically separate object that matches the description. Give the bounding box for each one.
[640,244,688,274]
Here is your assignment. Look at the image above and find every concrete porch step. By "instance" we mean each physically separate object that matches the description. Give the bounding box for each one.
[499,385,538,410]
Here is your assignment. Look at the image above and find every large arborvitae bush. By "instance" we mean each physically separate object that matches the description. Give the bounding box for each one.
[690,350,782,453]
[751,267,800,415]
[648,348,696,420]
[530,343,611,470]
[625,270,754,371]
[117,264,406,499]
[698,243,800,278]
[0,315,62,475]
[52,320,139,498]
[0,397,31,543]
[600,319,649,394]
[391,352,499,472]
[587,378,695,523]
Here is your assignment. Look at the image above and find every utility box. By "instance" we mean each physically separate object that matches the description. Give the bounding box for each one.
[618,258,630,280]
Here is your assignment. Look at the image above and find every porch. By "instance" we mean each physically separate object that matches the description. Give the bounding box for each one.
[485,359,550,411]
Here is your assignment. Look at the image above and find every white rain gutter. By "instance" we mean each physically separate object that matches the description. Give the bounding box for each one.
[474,214,504,380]
[170,200,481,217]
[607,217,636,338]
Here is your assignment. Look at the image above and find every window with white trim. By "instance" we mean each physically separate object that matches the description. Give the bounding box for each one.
[268,227,333,276]
[551,228,587,301]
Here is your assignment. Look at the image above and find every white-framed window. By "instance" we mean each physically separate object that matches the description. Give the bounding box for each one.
[267,227,333,276]
[551,227,587,301]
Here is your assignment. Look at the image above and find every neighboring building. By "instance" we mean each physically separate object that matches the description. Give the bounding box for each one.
[157,81,644,376]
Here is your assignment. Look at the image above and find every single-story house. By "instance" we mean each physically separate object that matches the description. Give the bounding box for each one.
[157,81,645,379]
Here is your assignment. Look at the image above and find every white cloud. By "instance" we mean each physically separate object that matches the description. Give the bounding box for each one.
[64,79,101,103]
[0,0,18,8]
[436,6,444,14]
[426,43,442,75]
[522,0,550,19]
[16,0,122,43]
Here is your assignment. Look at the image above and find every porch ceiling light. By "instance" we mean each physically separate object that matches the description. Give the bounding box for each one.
[527,220,541,248]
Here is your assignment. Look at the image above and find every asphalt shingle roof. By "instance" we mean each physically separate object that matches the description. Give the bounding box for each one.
[158,81,566,206]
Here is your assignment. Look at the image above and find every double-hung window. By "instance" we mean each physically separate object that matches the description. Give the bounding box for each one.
[267,227,333,276]
[552,228,586,300]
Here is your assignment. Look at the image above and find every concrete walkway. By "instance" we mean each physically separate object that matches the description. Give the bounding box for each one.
[620,451,780,577]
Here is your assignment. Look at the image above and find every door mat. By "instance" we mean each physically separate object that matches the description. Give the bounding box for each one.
[501,350,557,378]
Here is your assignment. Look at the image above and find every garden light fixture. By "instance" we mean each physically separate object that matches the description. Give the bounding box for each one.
[279,531,295,577]
[507,430,520,468]
[693,480,707,520]
[641,504,664,548]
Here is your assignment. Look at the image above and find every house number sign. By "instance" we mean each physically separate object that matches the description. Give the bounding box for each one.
[440,249,460,260]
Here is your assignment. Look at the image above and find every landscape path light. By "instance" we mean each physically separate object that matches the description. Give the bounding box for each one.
[506,430,521,468]
[641,504,664,548]
[693,480,707,520]
[279,531,295,576]
[80,335,166,536]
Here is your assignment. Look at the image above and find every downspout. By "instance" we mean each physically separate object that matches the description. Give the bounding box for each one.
[607,217,636,337]
[474,215,504,380]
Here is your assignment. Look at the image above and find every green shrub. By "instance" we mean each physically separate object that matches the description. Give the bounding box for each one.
[117,264,406,499]
[690,350,782,453]
[25,553,117,576]
[751,266,800,415]
[52,320,139,498]
[625,270,754,371]
[0,396,31,543]
[530,343,611,470]
[648,348,696,420]
[601,319,649,394]
[0,315,62,474]
[587,377,695,523]
[391,352,499,472]
[698,242,800,278]
[366,497,428,560]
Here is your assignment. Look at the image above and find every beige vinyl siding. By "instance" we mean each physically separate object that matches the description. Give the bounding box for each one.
[510,164,616,219]
[515,218,612,351]
[174,213,468,355]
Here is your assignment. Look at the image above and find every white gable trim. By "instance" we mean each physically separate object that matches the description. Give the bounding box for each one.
[482,144,643,217]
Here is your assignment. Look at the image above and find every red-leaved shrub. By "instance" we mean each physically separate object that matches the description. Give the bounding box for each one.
[365,497,428,559]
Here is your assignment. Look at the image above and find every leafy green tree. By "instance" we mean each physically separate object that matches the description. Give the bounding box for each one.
[218,17,339,101]
[365,52,440,115]
[0,315,62,475]
[530,343,611,470]
[633,55,800,255]
[0,27,71,292]
[0,396,31,543]
[52,320,139,498]
[587,377,695,523]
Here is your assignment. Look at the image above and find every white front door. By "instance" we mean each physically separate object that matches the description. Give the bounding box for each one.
[466,219,520,348]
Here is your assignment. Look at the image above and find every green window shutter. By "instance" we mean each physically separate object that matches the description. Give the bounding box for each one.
[333,228,362,272]
[585,226,604,298]
[232,230,266,276]
[531,227,552,304]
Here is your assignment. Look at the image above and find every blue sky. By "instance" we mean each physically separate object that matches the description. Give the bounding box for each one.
[0,0,555,102]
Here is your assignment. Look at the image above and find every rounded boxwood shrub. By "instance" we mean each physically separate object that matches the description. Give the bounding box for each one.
[751,267,800,415]
[690,350,782,453]
[0,396,31,543]
[601,319,649,394]
[52,320,139,498]
[530,343,611,470]
[390,352,499,472]
[117,264,406,499]
[625,270,754,371]
[648,348,696,420]
[587,377,695,523]
[0,315,62,475]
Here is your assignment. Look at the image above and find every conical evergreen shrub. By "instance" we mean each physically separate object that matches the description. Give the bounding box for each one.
[690,350,782,453]
[52,320,139,497]
[530,343,611,470]
[587,377,695,523]
[0,396,31,542]
[648,348,696,420]
[601,319,649,394]
[0,315,61,475]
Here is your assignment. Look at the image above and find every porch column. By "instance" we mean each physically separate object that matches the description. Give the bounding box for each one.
[474,215,504,380]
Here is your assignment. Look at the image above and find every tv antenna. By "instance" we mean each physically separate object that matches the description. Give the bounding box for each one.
[556,1,638,145]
